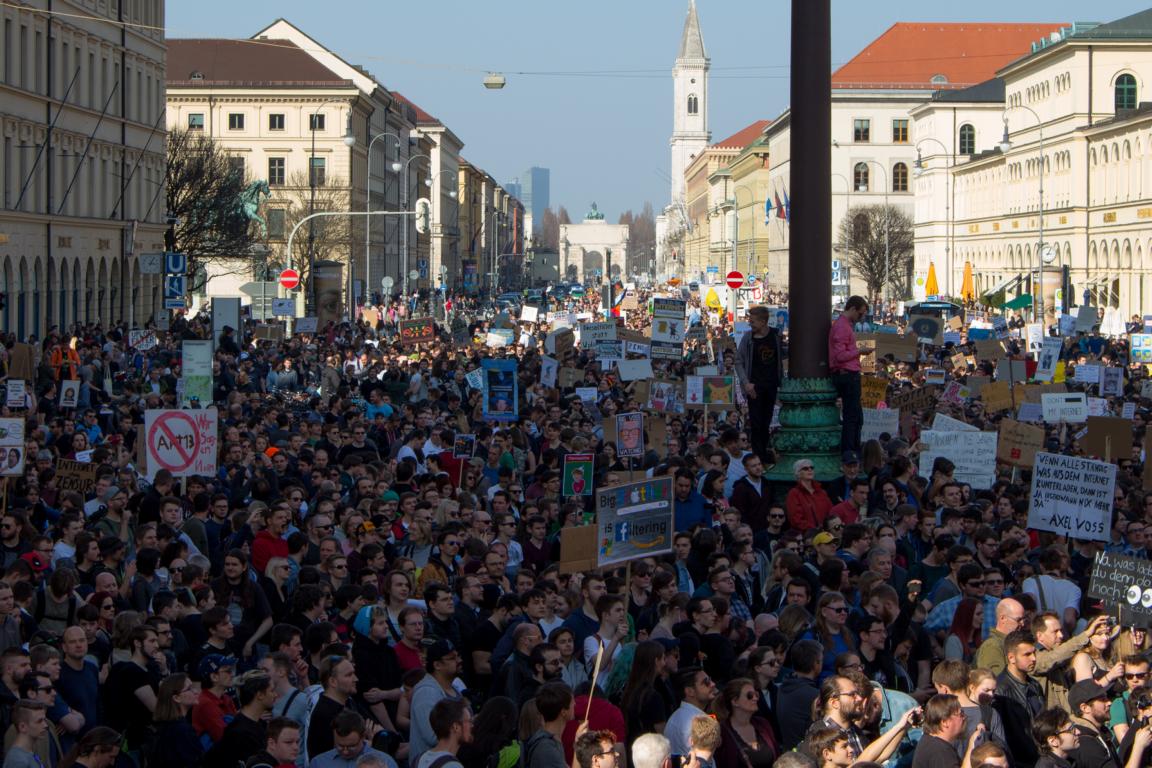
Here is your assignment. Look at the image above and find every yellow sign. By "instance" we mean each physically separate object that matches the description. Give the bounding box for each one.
[704,287,722,312]
[1103,211,1117,223]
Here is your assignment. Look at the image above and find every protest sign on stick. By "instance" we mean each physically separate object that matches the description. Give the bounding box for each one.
[1027,452,1115,542]
[1088,552,1152,625]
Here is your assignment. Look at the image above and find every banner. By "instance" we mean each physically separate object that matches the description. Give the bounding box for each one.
[1028,452,1115,541]
[918,429,998,489]
[562,452,595,496]
[615,412,645,458]
[400,318,437,345]
[596,477,674,567]
[996,418,1045,468]
[481,359,518,422]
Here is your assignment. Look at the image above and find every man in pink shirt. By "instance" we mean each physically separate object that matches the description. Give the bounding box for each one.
[828,295,869,453]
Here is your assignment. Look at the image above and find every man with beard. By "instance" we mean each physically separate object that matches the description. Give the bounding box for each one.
[517,641,563,706]
[807,675,866,756]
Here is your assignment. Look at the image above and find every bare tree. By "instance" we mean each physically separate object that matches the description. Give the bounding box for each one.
[557,206,572,226]
[837,204,914,301]
[620,202,657,274]
[165,128,258,292]
[275,171,353,289]
[539,207,561,251]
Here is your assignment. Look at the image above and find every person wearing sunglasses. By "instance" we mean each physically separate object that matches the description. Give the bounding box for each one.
[1033,706,1080,768]
[799,592,854,681]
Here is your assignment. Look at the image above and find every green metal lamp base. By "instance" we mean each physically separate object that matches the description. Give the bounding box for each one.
[763,376,843,483]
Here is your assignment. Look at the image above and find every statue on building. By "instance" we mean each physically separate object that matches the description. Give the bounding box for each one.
[585,202,605,221]
[237,179,272,238]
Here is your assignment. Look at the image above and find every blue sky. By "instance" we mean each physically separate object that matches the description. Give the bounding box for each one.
[167,1,1148,221]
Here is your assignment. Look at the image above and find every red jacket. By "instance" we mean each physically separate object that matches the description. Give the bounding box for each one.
[251,530,288,574]
[786,482,833,533]
[829,499,862,525]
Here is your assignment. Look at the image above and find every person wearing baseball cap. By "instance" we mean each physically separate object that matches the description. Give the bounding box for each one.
[193,654,238,743]
[812,532,839,565]
[1067,678,1130,768]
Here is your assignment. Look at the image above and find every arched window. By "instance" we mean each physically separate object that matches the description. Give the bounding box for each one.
[959,124,976,155]
[854,162,869,192]
[892,162,908,192]
[1116,74,1137,111]
[687,94,698,115]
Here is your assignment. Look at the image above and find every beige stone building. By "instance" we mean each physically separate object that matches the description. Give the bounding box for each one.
[0,0,167,337]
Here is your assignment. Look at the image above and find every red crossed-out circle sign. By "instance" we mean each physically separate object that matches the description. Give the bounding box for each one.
[726,271,744,290]
[147,411,199,473]
[279,268,301,290]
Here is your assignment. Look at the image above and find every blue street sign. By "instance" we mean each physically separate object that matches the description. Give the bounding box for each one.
[165,274,186,300]
[165,252,187,274]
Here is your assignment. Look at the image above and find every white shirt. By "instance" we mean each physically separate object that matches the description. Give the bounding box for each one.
[664,701,705,756]
[724,449,752,498]
[1022,574,1081,616]
[583,632,622,689]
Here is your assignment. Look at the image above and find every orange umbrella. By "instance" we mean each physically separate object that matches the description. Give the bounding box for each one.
[960,261,975,303]
[925,262,939,297]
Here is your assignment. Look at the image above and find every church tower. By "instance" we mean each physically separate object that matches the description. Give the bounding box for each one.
[670,0,710,206]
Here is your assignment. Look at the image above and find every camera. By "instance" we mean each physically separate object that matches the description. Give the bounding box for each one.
[909,710,925,727]
[1107,616,1118,628]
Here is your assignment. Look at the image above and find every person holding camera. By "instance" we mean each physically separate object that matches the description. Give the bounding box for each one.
[911,694,985,768]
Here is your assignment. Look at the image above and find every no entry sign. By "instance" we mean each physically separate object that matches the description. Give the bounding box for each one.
[144,409,218,479]
[726,271,744,290]
[279,269,301,290]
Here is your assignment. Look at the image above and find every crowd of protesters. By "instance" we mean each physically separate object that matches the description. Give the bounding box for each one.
[0,284,1151,768]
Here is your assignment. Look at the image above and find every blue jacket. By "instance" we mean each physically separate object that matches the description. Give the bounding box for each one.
[674,490,710,532]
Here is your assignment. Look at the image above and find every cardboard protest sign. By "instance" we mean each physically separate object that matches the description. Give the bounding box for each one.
[919,429,998,489]
[1084,416,1132,463]
[562,453,595,496]
[546,328,576,358]
[996,359,1027,384]
[857,338,877,373]
[860,377,888,409]
[974,339,1004,361]
[1028,452,1115,542]
[872,334,919,363]
[55,457,97,491]
[1018,402,1044,422]
[7,344,33,381]
[1088,552,1152,625]
[649,380,684,413]
[888,386,937,413]
[399,318,436,345]
[558,367,582,389]
[596,477,674,567]
[862,408,899,442]
[980,381,1014,413]
[996,418,1045,468]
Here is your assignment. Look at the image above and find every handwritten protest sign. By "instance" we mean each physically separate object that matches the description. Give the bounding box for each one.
[996,418,1045,468]
[55,458,97,493]
[860,377,888,409]
[888,386,937,413]
[1088,552,1152,624]
[1028,452,1115,542]
[919,430,998,489]
[862,408,899,442]
[1041,392,1088,423]
[931,414,978,432]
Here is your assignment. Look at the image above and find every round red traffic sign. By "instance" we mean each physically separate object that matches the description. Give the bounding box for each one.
[726,271,744,290]
[279,269,301,290]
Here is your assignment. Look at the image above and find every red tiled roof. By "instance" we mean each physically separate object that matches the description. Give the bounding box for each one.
[391,92,439,125]
[712,120,770,149]
[167,38,348,85]
[832,23,1067,90]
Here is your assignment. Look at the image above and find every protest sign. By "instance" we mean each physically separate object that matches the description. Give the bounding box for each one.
[974,339,1004,362]
[594,339,623,363]
[559,525,598,574]
[59,380,80,410]
[650,298,686,360]
[685,376,734,406]
[0,418,24,477]
[996,359,1027,384]
[1025,324,1044,352]
[1132,334,1152,364]
[1088,552,1152,625]
[575,387,598,403]
[596,477,674,567]
[485,329,514,348]
[616,359,653,381]
[182,340,213,408]
[1041,392,1088,423]
[5,380,25,409]
[399,317,436,345]
[452,434,476,459]
[1076,306,1099,333]
[540,357,559,389]
[1035,338,1062,382]
[7,344,33,381]
[144,409,219,480]
[649,380,684,413]
[1018,402,1044,422]
[940,381,971,406]
[1075,364,1101,385]
[872,334,919,363]
[918,430,998,489]
[857,338,877,373]
[993,316,1010,339]
[465,368,485,391]
[1123,402,1137,420]
[862,408,900,442]
[981,381,1014,413]
[1028,452,1115,542]
[54,457,95,489]
[1084,416,1132,462]
[924,369,947,385]
[128,329,157,350]
[996,418,1045,468]
[616,412,645,458]
[521,305,539,323]
[860,377,888,409]
[1101,367,1125,398]
[931,413,978,432]
[579,321,617,344]
[562,453,595,496]
[547,328,576,358]
[909,314,943,344]
[481,360,518,422]
[967,375,990,398]
[1088,397,1109,417]
[888,385,937,413]
[295,317,319,334]
[558,367,581,388]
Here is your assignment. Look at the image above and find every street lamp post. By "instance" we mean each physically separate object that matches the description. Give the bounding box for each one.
[308,98,356,314]
[913,137,954,297]
[366,132,404,306]
[999,104,1045,324]
[401,153,430,301]
[856,159,889,305]
[424,170,459,292]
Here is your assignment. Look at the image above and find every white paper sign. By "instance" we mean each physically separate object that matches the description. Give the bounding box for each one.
[918,429,998,489]
[1076,306,1099,333]
[931,413,979,432]
[1035,338,1062,382]
[1059,315,1077,337]
[59,380,80,410]
[862,408,900,442]
[465,369,484,390]
[578,322,617,344]
[1018,402,1045,422]
[1123,402,1137,420]
[1087,397,1108,417]
[1026,324,1044,352]
[575,387,598,403]
[144,408,219,480]
[1028,452,1115,542]
[1041,392,1088,423]
[996,359,1028,383]
[540,356,558,389]
[1075,364,1101,384]
[521,305,539,323]
[1101,367,1124,397]
[5,380,26,409]
[295,317,319,334]
[617,359,654,381]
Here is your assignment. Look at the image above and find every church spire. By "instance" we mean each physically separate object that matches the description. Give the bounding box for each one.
[678,0,706,60]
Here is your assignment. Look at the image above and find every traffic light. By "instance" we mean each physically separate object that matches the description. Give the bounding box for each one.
[414,197,431,235]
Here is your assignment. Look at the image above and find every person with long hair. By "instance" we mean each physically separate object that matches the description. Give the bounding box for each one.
[712,677,778,767]
[746,645,784,732]
[1114,626,1150,660]
[650,592,689,642]
[457,695,521,768]
[1072,619,1125,684]
[620,640,669,751]
[211,549,273,659]
[381,569,414,646]
[944,598,984,662]
[58,726,121,768]
[259,556,292,624]
[147,673,203,768]
[801,591,856,680]
[549,626,589,691]
[701,469,730,517]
